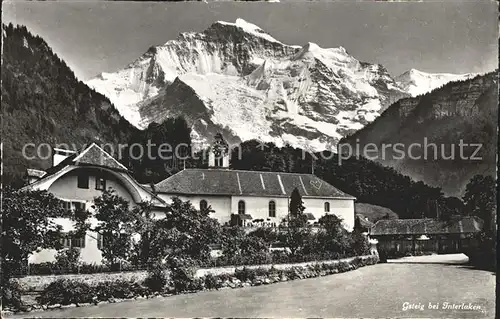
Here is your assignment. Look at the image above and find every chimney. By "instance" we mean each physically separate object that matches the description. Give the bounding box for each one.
[52,148,76,167]
[25,168,47,185]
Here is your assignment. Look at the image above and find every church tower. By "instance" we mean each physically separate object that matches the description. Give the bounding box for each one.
[208,151,230,168]
[208,133,230,169]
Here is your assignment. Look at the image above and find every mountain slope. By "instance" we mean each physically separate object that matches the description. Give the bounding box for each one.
[87,18,411,151]
[395,69,476,97]
[355,203,399,223]
[341,72,498,196]
[1,24,138,187]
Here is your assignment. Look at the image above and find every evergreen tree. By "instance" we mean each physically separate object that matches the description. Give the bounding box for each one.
[289,187,305,217]
[280,187,310,256]
[463,175,496,233]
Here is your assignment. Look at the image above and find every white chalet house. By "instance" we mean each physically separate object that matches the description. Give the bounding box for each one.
[23,143,166,264]
[152,152,356,231]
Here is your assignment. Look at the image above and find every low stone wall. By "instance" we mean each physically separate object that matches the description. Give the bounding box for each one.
[4,255,379,315]
[195,255,372,277]
[14,255,377,292]
[14,271,149,292]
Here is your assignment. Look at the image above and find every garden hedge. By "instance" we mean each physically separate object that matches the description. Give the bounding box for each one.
[6,255,378,313]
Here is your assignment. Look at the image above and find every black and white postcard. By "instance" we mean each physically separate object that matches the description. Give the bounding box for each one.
[2,1,497,318]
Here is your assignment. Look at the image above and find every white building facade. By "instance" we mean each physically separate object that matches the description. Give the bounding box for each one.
[153,153,356,230]
[23,143,165,265]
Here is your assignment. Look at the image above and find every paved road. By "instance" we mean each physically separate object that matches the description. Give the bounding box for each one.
[10,254,496,318]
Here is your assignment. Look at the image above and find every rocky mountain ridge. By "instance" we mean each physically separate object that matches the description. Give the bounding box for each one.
[341,72,497,196]
[87,18,475,151]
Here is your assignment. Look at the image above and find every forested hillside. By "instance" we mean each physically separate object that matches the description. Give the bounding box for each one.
[1,24,138,187]
[341,72,498,196]
[228,140,464,220]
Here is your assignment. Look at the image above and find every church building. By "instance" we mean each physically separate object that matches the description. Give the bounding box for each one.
[153,150,356,231]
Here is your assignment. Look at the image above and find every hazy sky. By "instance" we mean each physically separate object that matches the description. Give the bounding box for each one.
[3,1,498,80]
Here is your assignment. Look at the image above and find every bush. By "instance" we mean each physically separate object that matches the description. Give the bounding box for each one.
[2,280,23,310]
[94,280,148,301]
[144,264,168,293]
[188,278,205,291]
[55,247,81,271]
[166,257,198,293]
[235,267,257,282]
[337,261,350,273]
[37,279,93,305]
[204,273,223,290]
[351,232,371,256]
[26,261,145,275]
[27,262,63,275]
[37,278,152,306]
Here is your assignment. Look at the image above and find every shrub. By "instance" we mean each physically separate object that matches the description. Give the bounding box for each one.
[144,264,168,293]
[94,280,148,301]
[235,267,256,282]
[26,261,145,275]
[204,273,223,290]
[247,227,278,244]
[188,278,205,291]
[337,261,350,273]
[2,280,23,310]
[27,262,62,275]
[166,257,198,293]
[55,247,81,271]
[350,231,371,256]
[37,279,93,305]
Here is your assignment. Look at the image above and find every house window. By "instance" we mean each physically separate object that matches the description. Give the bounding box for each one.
[200,200,208,211]
[60,235,71,248]
[61,201,71,212]
[77,173,89,189]
[324,202,330,213]
[95,176,106,191]
[238,200,245,214]
[60,233,85,248]
[71,234,86,248]
[72,201,85,211]
[269,200,276,217]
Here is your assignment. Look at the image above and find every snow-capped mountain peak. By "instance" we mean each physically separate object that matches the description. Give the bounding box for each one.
[86,20,472,151]
[293,42,349,64]
[215,18,282,44]
[395,68,476,97]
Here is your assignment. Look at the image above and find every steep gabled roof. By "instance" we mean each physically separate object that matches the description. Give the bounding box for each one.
[23,143,166,205]
[41,143,127,178]
[154,168,355,199]
[73,143,128,171]
[370,216,483,236]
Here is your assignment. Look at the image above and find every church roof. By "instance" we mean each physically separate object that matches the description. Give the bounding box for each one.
[154,168,355,199]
